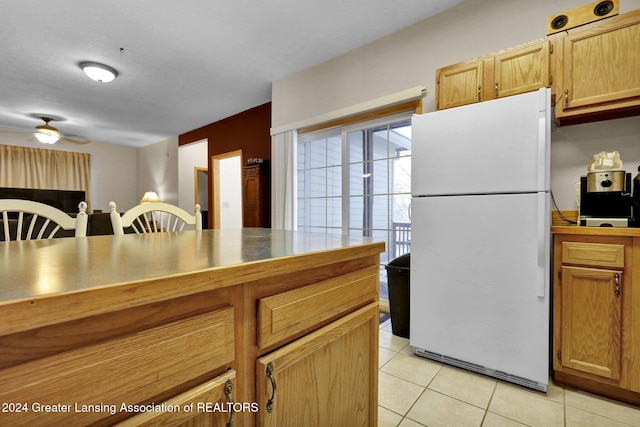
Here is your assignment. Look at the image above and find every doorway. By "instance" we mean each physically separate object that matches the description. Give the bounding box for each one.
[194,167,209,229]
[211,150,243,228]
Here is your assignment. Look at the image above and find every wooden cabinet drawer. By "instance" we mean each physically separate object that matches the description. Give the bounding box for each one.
[562,242,625,268]
[257,265,378,350]
[0,307,235,426]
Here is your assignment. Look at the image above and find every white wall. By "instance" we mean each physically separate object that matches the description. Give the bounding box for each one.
[136,136,179,209]
[0,130,137,212]
[178,139,208,213]
[272,0,640,209]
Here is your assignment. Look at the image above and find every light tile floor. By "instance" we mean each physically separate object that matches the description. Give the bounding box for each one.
[378,318,640,427]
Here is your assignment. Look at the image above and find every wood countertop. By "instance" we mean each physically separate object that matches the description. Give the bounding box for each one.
[0,228,385,335]
[552,224,640,237]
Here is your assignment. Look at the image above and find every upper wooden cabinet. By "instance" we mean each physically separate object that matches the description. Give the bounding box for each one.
[436,59,484,110]
[494,41,551,99]
[555,9,640,124]
[436,40,551,110]
[436,8,640,125]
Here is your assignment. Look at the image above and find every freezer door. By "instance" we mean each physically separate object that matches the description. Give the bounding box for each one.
[409,193,550,387]
[411,88,550,197]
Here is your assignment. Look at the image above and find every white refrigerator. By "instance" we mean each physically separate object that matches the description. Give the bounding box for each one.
[410,88,551,392]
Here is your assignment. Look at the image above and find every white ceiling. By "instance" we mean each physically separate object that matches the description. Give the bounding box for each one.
[0,0,464,148]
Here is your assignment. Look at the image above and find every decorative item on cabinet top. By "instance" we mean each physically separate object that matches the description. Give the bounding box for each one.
[547,0,619,35]
[247,157,265,165]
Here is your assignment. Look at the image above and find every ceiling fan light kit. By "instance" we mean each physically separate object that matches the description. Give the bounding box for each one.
[79,61,119,83]
[33,117,60,144]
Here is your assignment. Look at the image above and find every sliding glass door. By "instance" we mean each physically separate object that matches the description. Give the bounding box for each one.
[297,116,412,301]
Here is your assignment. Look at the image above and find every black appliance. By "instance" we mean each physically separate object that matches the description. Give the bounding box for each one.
[579,173,635,227]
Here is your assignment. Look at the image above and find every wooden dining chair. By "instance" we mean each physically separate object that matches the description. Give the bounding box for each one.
[0,199,88,241]
[109,201,202,235]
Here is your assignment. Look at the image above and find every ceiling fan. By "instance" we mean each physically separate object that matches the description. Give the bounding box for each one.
[32,116,91,145]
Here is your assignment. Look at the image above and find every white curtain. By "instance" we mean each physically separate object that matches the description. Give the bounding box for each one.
[0,145,91,206]
[271,130,297,230]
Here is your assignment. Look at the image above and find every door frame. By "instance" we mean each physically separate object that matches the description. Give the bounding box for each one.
[211,150,243,229]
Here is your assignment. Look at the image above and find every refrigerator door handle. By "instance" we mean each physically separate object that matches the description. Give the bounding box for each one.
[536,192,547,298]
[536,89,550,192]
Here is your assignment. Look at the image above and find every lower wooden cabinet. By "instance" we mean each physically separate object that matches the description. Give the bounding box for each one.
[0,236,383,426]
[559,266,622,380]
[553,233,640,405]
[116,370,237,427]
[256,303,378,427]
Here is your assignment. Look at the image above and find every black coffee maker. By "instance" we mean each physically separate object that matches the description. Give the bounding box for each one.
[579,170,635,227]
[633,166,640,226]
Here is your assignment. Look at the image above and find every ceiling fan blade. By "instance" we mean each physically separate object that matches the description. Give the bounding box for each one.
[61,135,92,145]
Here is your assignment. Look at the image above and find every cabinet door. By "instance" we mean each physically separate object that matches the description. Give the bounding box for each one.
[256,303,378,427]
[116,370,236,427]
[556,11,640,121]
[436,60,483,110]
[243,165,269,227]
[494,41,550,99]
[560,266,622,380]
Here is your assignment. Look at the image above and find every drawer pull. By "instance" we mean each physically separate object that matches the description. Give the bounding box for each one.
[266,362,277,413]
[614,273,620,297]
[225,379,235,427]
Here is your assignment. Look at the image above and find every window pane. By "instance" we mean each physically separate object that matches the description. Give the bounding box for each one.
[371,129,389,160]
[371,195,389,229]
[309,168,326,196]
[327,166,341,197]
[327,197,341,228]
[309,198,326,227]
[390,124,412,157]
[393,194,412,223]
[309,139,327,168]
[349,163,365,196]
[392,154,411,193]
[327,136,342,166]
[348,130,364,163]
[348,196,365,229]
[372,159,389,195]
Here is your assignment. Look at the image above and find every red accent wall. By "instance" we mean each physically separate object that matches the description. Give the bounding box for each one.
[179,102,271,161]
[178,102,272,228]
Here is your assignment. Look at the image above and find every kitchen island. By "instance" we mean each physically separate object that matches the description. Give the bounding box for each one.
[0,229,384,426]
[551,225,640,406]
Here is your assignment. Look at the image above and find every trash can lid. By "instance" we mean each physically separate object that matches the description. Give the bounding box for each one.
[386,253,410,268]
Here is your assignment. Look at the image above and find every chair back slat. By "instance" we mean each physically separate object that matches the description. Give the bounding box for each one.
[110,202,202,235]
[26,214,40,240]
[17,212,24,241]
[0,200,87,241]
[2,211,9,242]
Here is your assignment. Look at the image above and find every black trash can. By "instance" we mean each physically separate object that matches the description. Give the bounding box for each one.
[385,253,410,338]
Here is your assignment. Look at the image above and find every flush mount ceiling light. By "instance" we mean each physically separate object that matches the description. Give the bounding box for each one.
[33,117,60,144]
[79,61,118,83]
